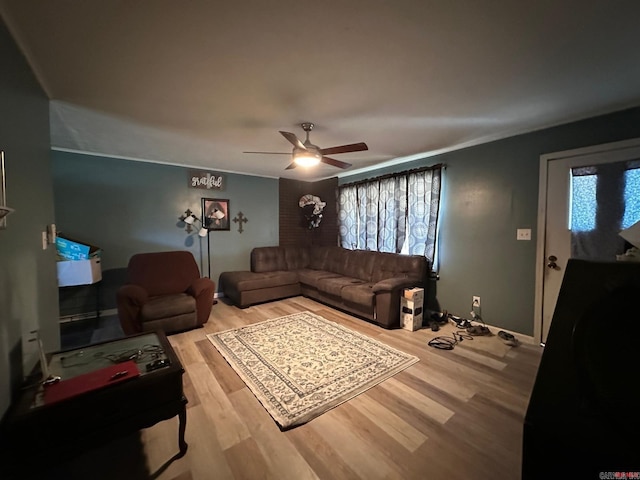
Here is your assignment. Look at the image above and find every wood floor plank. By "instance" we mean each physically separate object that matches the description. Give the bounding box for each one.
[403,362,477,402]
[349,392,428,452]
[176,404,236,480]
[309,404,398,479]
[56,296,542,480]
[187,362,252,450]
[285,424,361,480]
[228,387,320,480]
[379,377,455,424]
[223,437,271,480]
[194,338,246,395]
[172,339,205,367]
[448,343,509,370]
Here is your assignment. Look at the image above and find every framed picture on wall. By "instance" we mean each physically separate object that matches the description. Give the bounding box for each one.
[202,198,230,231]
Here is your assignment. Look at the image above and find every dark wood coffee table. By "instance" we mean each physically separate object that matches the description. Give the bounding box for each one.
[0,330,187,472]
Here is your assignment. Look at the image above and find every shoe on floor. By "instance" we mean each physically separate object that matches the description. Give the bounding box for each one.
[466,325,491,336]
[449,315,472,329]
[498,330,519,346]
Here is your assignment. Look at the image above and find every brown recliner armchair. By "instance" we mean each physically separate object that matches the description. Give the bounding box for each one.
[116,251,215,335]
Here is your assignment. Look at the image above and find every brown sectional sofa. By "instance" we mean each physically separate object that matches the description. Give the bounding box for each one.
[220,246,428,329]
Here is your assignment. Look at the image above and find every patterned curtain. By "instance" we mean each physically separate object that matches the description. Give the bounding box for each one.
[357,182,379,251]
[378,176,407,253]
[338,165,442,264]
[338,187,358,249]
[407,169,441,261]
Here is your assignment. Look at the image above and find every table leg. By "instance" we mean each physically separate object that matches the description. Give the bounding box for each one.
[177,406,188,457]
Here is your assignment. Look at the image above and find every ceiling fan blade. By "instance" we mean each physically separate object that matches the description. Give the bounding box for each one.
[279,131,306,150]
[243,151,290,155]
[321,156,352,169]
[320,142,368,156]
[285,162,297,170]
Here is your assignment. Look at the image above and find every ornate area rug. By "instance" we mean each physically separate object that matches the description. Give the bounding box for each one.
[207,311,419,429]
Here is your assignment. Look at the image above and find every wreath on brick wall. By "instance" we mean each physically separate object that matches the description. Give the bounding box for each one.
[299,194,326,229]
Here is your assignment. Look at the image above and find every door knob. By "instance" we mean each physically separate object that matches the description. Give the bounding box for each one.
[547,255,559,270]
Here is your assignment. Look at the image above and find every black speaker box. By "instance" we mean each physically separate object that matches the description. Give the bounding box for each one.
[522,259,640,479]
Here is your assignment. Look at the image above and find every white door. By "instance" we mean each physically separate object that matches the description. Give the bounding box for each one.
[535,138,640,344]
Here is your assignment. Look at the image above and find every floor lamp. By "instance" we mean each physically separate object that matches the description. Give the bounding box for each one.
[206,230,218,305]
[182,207,221,305]
[207,232,211,278]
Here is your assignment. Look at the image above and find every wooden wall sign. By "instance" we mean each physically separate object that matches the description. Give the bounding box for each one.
[189,170,225,191]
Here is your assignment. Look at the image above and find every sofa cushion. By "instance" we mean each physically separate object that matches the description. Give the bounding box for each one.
[141,293,196,321]
[344,250,377,281]
[321,246,351,276]
[317,276,365,297]
[370,252,427,283]
[341,283,376,306]
[251,247,287,273]
[142,313,197,333]
[127,251,201,296]
[297,269,341,289]
[284,247,310,270]
[308,247,331,270]
[222,270,298,291]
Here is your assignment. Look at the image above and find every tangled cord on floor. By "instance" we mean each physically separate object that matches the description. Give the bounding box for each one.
[427,330,474,350]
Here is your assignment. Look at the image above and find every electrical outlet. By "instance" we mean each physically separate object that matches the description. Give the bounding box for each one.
[472,296,481,307]
[517,228,532,240]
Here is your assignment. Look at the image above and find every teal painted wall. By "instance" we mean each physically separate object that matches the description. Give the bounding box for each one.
[0,20,57,417]
[51,151,279,294]
[340,107,640,336]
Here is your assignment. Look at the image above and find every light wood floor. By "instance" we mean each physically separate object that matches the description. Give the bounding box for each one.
[55,297,543,480]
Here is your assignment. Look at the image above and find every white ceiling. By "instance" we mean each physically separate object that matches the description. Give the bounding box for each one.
[2,0,640,181]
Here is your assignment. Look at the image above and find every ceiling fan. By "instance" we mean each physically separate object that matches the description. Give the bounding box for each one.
[244,122,368,170]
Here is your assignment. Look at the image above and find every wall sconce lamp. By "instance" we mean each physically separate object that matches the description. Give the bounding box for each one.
[179,209,208,237]
[0,206,14,220]
[1,150,14,229]
[179,208,214,285]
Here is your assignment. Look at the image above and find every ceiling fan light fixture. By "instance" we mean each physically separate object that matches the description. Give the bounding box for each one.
[293,148,321,167]
[247,122,365,170]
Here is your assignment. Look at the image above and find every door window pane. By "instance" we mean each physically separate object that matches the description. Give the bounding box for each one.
[570,174,597,232]
[622,168,640,229]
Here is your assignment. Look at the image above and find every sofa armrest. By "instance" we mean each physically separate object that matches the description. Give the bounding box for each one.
[188,277,216,325]
[372,277,424,329]
[372,276,422,293]
[116,284,149,335]
[188,277,215,298]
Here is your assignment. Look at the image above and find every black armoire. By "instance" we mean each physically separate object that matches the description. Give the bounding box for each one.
[523,259,640,478]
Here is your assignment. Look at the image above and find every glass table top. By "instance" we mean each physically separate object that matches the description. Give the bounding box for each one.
[48,332,168,381]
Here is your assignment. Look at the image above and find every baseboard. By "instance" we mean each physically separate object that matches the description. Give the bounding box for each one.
[444,316,537,346]
[59,295,224,323]
[471,320,537,345]
[59,308,118,323]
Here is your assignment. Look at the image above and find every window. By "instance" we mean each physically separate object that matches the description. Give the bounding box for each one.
[338,165,442,266]
[570,172,597,232]
[570,161,640,260]
[622,167,640,229]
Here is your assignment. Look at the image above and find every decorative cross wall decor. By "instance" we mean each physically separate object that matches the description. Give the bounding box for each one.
[233,211,248,233]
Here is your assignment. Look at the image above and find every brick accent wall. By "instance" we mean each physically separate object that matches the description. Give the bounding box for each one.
[279,177,339,247]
